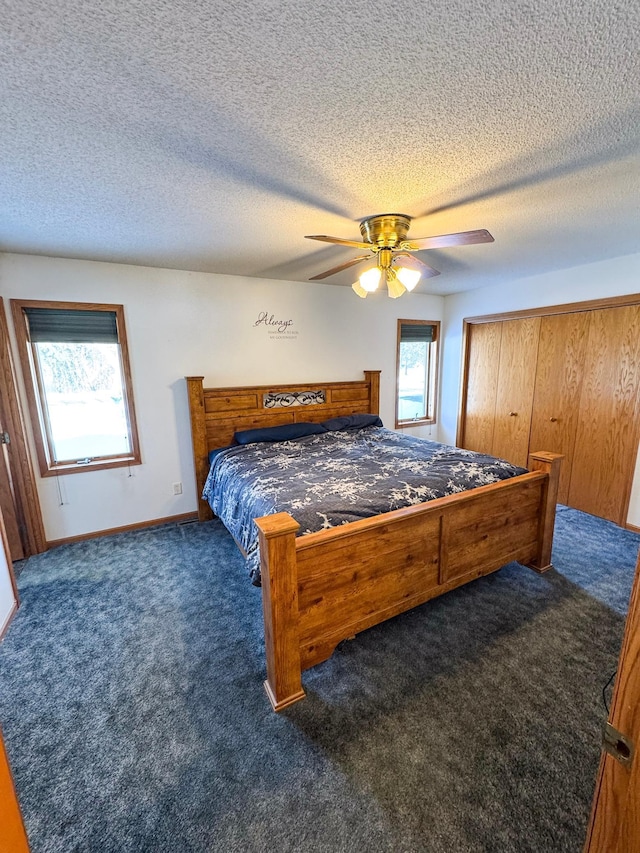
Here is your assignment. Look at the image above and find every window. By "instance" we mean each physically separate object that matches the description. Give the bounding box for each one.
[11,300,141,476]
[395,319,440,428]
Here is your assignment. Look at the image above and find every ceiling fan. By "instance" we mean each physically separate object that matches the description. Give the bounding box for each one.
[305,213,494,298]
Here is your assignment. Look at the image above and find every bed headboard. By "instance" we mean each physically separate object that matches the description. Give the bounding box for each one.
[186,371,381,521]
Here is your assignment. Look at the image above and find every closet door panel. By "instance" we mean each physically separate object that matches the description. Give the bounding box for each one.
[492,317,540,468]
[569,305,640,523]
[460,322,502,454]
[529,312,591,505]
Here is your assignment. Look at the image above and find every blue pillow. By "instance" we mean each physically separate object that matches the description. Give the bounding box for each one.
[234,422,327,445]
[208,445,235,465]
[321,413,383,431]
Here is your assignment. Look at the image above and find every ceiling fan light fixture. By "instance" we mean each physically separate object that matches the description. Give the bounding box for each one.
[351,280,368,298]
[386,273,406,299]
[359,266,381,292]
[396,266,421,292]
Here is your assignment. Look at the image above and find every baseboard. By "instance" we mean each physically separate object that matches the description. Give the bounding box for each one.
[626,522,640,534]
[0,600,18,641]
[47,512,200,548]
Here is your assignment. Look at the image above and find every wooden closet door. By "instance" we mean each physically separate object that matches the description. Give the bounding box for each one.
[569,305,640,524]
[529,312,591,505]
[491,317,540,468]
[460,322,502,454]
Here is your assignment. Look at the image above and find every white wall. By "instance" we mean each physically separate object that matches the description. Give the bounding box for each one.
[440,252,640,527]
[0,253,444,541]
[0,522,17,636]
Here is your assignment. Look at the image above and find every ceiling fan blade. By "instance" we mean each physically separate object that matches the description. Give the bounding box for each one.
[309,255,371,281]
[395,252,440,278]
[399,228,494,251]
[305,234,373,250]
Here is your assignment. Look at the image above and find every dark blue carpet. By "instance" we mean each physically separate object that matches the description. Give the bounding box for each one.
[0,507,638,852]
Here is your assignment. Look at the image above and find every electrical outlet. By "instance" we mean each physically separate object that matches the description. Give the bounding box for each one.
[173,482,182,495]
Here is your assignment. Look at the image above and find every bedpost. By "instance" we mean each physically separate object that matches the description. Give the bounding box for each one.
[364,370,381,415]
[527,451,563,573]
[254,512,306,711]
[185,376,214,522]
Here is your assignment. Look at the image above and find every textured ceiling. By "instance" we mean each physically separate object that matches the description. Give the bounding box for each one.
[1,0,639,295]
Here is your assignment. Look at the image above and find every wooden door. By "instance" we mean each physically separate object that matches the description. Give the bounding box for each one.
[584,547,640,852]
[459,322,502,453]
[0,728,29,853]
[0,504,27,850]
[491,317,541,468]
[0,434,24,560]
[569,306,640,524]
[0,300,46,561]
[529,312,591,505]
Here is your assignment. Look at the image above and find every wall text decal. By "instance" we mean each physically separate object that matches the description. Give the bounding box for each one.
[253,311,298,341]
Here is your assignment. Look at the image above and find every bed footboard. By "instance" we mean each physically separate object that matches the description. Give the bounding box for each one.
[255,451,562,711]
[527,451,563,572]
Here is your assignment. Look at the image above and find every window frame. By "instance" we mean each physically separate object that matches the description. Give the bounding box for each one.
[11,299,141,477]
[395,318,440,429]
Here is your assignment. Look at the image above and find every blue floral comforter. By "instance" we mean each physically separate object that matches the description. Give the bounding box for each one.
[202,426,527,584]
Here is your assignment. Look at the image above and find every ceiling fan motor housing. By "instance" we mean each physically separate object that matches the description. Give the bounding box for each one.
[359,214,412,247]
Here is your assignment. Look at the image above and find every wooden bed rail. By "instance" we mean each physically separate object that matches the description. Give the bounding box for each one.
[255,450,562,711]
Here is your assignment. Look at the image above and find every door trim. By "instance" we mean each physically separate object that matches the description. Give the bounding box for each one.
[0,299,47,556]
[462,291,640,326]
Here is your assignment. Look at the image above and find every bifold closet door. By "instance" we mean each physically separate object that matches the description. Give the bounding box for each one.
[529,312,591,505]
[491,317,540,468]
[460,322,502,454]
[568,305,640,524]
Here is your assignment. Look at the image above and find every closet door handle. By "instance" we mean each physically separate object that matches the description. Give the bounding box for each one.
[549,417,557,422]
[509,411,518,417]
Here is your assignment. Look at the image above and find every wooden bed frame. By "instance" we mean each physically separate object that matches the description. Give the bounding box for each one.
[187,371,562,712]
